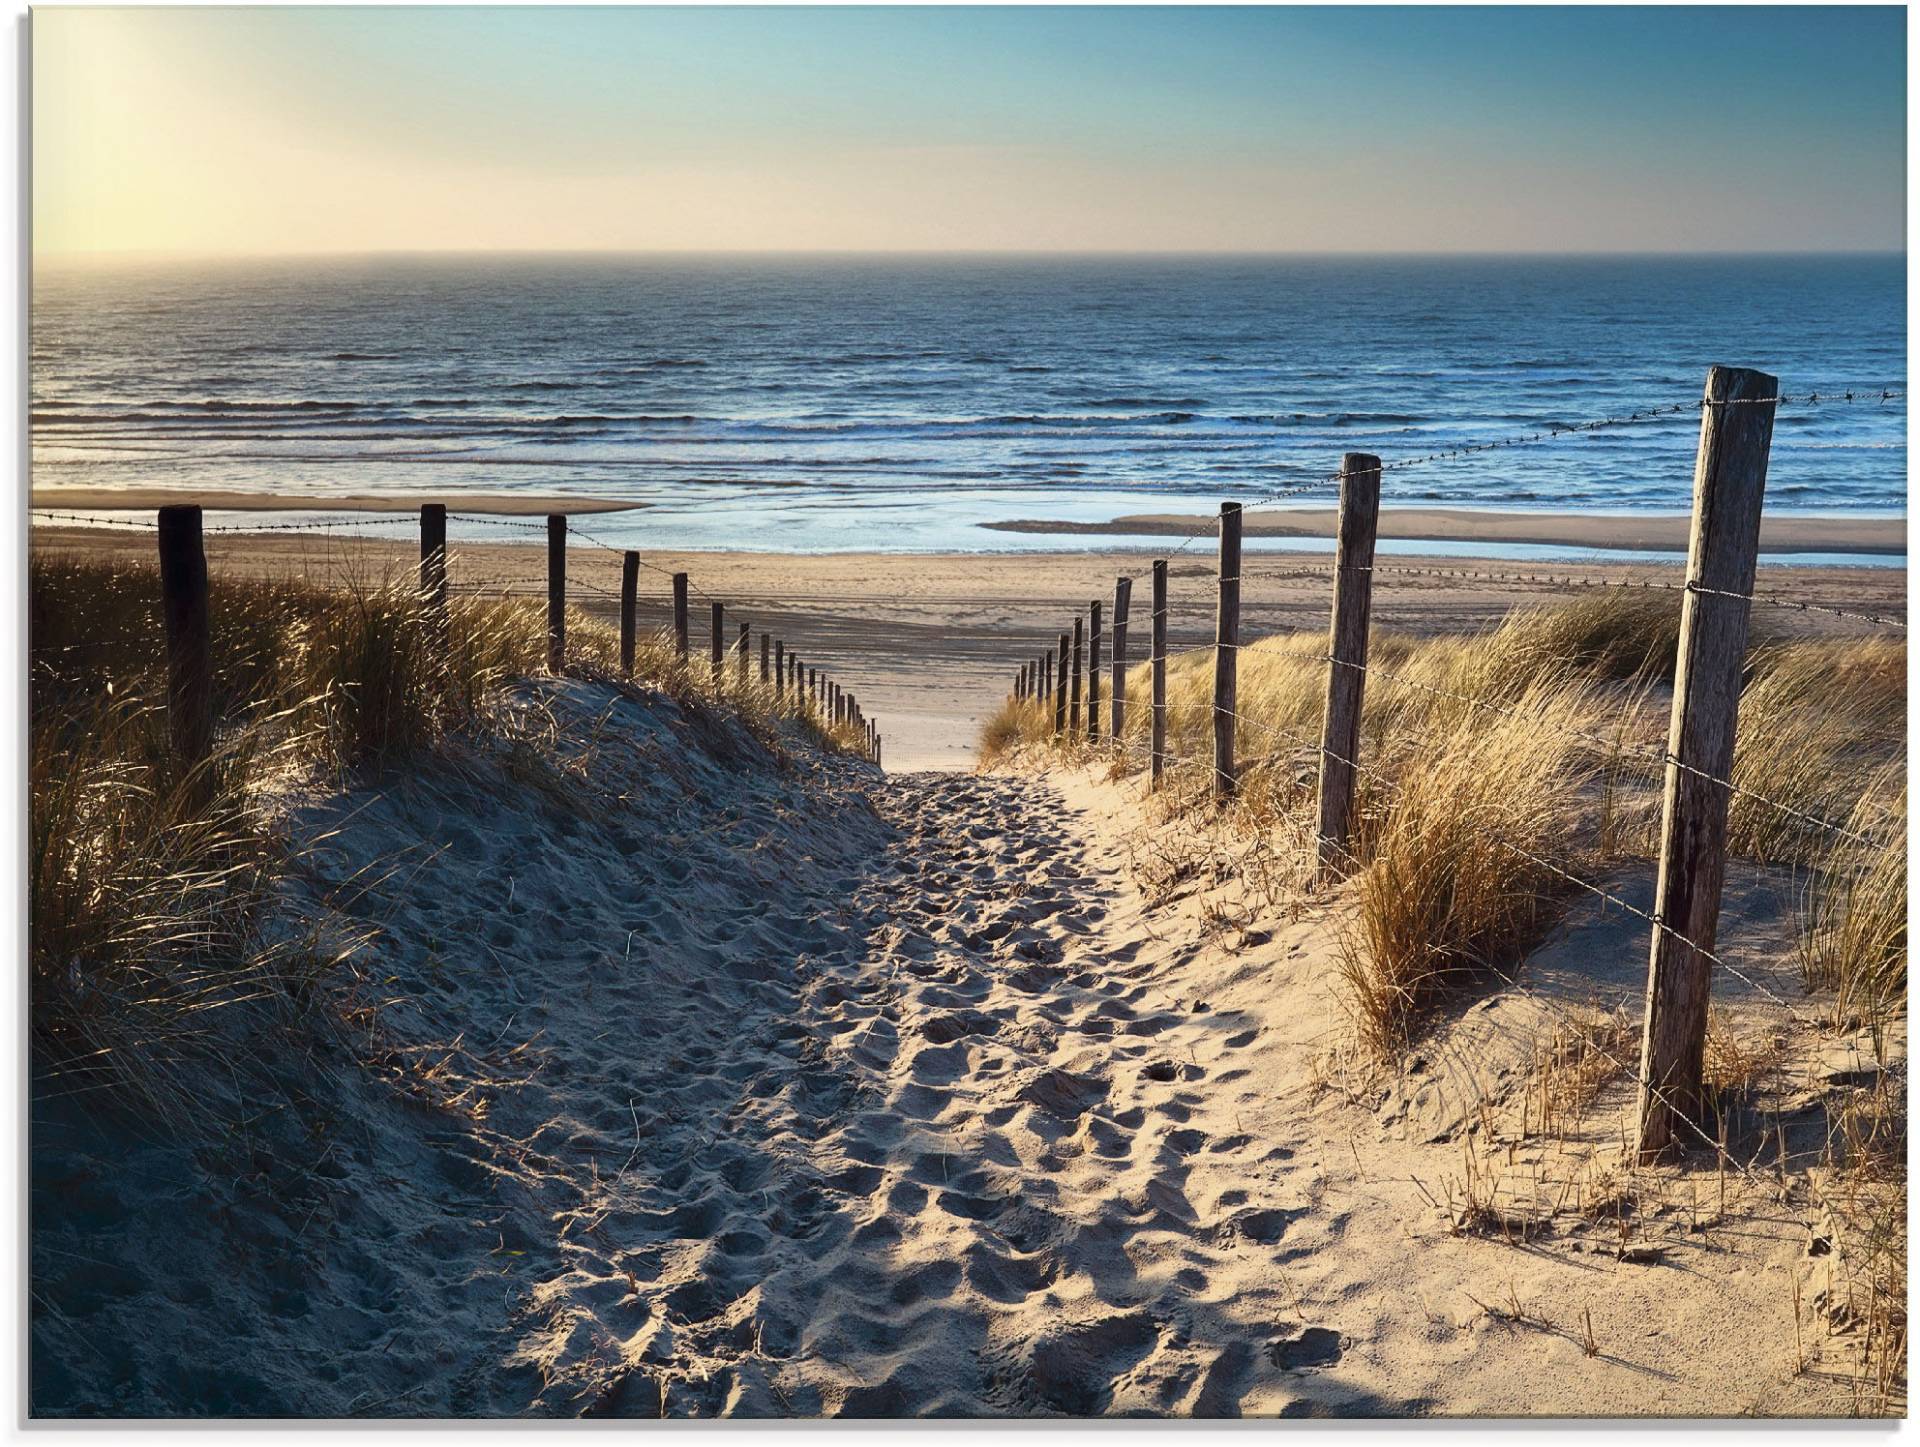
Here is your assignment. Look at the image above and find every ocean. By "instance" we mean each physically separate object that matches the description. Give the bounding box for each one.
[31,253,1906,558]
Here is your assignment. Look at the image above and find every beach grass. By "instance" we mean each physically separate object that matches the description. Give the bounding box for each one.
[29,552,863,1120]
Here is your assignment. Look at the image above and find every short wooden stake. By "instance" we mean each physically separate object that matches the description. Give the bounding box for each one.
[1111,576,1132,745]
[546,514,566,672]
[1054,634,1069,737]
[1637,365,1778,1161]
[1212,504,1241,800]
[619,550,639,676]
[157,504,213,787]
[1070,615,1084,737]
[1314,454,1382,878]
[1087,600,1103,744]
[672,573,690,660]
[1151,560,1167,788]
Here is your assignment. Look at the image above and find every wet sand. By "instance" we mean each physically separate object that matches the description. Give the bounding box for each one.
[984,507,1908,556]
[30,488,649,517]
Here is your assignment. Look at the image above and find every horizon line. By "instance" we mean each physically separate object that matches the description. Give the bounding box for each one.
[36,246,1910,265]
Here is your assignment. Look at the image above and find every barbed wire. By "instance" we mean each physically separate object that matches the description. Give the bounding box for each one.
[1354,562,1907,632]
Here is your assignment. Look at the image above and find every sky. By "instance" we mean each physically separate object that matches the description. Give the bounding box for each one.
[32,4,1909,257]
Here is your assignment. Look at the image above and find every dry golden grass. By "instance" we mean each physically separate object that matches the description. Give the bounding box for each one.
[982,591,1904,1062]
[1338,679,1606,1056]
[30,552,861,1119]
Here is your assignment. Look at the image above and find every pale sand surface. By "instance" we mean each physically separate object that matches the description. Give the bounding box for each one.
[30,526,1907,773]
[988,507,1909,556]
[32,674,1890,1415]
[30,488,649,516]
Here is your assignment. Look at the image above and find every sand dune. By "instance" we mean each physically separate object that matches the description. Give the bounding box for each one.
[33,663,1885,1416]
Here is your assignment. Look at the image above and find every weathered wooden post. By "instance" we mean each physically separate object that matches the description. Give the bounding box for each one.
[1111,576,1132,745]
[672,573,690,660]
[1054,634,1069,737]
[1637,365,1778,1161]
[775,639,786,698]
[760,630,770,685]
[619,550,639,676]
[157,504,213,788]
[1314,453,1382,878]
[1088,600,1103,744]
[1151,560,1168,787]
[809,667,817,708]
[1041,651,1052,708]
[419,503,448,630]
[1070,616,1084,737]
[709,601,725,681]
[1212,502,1241,801]
[736,621,750,684]
[546,514,567,672]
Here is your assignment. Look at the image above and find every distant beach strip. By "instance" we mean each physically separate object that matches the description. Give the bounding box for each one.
[983,507,1909,558]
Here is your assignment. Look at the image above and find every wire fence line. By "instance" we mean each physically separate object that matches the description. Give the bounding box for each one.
[1013,364,1903,1177]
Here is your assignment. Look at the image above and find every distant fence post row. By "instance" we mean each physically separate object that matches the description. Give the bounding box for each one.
[1007,364,1782,1163]
[152,507,884,775]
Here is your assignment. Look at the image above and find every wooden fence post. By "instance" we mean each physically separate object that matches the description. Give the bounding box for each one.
[775,640,785,698]
[546,514,566,672]
[760,632,770,684]
[710,601,724,681]
[672,573,690,660]
[419,503,448,632]
[619,550,639,676]
[737,621,750,684]
[1212,503,1242,801]
[1314,453,1382,878]
[1637,365,1778,1161]
[1054,634,1069,737]
[1111,576,1132,745]
[1088,600,1103,744]
[1042,651,1052,708]
[1151,559,1168,788]
[156,504,213,787]
[1070,615,1084,737]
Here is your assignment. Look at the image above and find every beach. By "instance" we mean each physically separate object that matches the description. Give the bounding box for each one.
[30,524,1908,771]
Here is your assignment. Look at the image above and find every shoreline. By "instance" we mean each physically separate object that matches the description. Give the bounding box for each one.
[984,507,1909,557]
[29,488,650,517]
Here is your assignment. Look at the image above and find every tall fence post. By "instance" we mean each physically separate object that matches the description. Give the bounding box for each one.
[1212,503,1242,801]
[157,504,213,789]
[775,639,785,698]
[709,601,725,682]
[1054,634,1069,737]
[1070,615,1084,737]
[1111,576,1132,746]
[619,550,639,676]
[1314,453,1382,878]
[1088,600,1103,744]
[546,514,566,673]
[672,573,690,660]
[1637,365,1778,1161]
[1042,650,1053,709]
[419,503,448,635]
[1150,560,1168,788]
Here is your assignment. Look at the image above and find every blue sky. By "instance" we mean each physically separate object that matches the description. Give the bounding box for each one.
[35,5,1909,254]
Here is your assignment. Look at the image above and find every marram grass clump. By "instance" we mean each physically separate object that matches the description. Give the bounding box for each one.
[30,552,863,1119]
